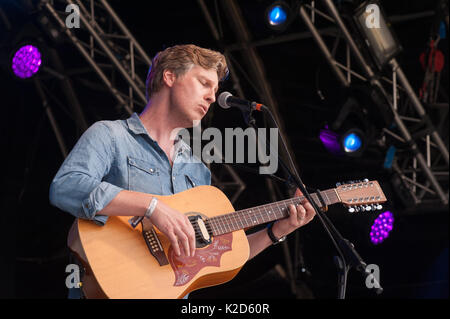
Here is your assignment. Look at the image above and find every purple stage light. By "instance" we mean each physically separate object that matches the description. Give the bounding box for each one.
[319,126,342,155]
[370,211,394,245]
[11,45,42,79]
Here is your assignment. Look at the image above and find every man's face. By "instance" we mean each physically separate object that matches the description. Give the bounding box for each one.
[168,65,219,127]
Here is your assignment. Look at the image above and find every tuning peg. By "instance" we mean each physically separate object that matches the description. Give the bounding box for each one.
[376,204,383,210]
[363,178,369,182]
[336,182,341,187]
[365,205,372,211]
[360,205,366,212]
[348,207,355,213]
[371,204,376,211]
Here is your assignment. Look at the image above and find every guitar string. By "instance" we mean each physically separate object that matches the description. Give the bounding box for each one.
[209,184,382,235]
[190,184,379,239]
[207,190,338,235]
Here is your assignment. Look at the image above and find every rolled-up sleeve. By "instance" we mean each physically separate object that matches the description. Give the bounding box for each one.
[49,122,123,225]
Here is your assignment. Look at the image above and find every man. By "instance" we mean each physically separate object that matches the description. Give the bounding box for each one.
[49,44,315,297]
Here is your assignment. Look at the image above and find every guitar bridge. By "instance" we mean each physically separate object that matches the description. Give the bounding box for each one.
[141,218,169,266]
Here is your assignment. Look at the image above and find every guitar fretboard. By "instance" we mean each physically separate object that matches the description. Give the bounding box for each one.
[206,189,339,236]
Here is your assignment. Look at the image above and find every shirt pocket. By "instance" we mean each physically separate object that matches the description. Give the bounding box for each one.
[127,156,162,194]
[184,174,202,190]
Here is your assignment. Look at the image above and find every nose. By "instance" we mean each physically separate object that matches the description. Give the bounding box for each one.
[205,89,216,104]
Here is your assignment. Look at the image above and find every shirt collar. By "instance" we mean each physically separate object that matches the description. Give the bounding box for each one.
[126,113,149,136]
[126,112,191,155]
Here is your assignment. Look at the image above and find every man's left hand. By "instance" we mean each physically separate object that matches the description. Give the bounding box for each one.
[271,188,316,239]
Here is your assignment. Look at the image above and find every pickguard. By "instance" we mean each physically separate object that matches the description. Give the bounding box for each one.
[168,233,233,286]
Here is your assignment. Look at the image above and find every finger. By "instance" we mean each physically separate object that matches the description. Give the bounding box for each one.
[289,204,298,224]
[175,229,190,257]
[185,219,196,257]
[167,231,181,257]
[295,188,314,210]
[301,199,315,219]
[297,204,306,220]
[294,186,307,197]
[302,198,314,211]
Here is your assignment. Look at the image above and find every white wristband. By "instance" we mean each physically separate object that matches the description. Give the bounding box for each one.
[144,197,158,219]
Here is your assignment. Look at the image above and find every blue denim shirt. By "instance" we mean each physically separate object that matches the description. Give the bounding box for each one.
[49,113,211,226]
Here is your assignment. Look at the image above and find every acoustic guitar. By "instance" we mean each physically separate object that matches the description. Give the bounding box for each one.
[67,180,387,298]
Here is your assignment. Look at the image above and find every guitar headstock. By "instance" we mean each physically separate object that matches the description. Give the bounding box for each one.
[336,180,387,213]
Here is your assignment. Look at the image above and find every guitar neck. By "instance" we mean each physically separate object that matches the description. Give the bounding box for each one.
[207,188,339,236]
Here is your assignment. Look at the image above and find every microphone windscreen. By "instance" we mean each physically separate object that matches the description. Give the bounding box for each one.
[218,91,232,109]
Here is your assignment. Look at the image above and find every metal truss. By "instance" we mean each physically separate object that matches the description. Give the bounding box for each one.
[40,0,246,203]
[196,1,448,298]
[198,0,448,207]
[42,0,151,115]
[298,0,448,206]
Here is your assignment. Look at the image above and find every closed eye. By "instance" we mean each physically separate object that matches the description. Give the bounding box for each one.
[199,77,218,93]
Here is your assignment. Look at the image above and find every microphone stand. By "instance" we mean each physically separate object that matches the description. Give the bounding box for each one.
[242,106,383,299]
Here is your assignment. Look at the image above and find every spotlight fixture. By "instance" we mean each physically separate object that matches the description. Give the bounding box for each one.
[370,211,394,245]
[353,1,402,70]
[319,126,366,157]
[265,1,293,31]
[11,44,42,79]
[341,128,365,155]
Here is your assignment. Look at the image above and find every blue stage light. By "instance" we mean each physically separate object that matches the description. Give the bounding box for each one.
[343,132,362,153]
[265,2,292,31]
[268,5,287,26]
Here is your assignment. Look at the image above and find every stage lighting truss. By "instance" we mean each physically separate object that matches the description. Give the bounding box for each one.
[42,0,153,115]
[298,0,448,207]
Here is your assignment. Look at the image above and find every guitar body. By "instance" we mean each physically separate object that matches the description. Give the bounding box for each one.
[67,179,387,298]
[69,185,250,299]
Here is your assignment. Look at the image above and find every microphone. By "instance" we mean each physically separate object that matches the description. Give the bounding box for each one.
[217,91,266,112]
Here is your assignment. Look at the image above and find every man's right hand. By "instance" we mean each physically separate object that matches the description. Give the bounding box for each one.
[149,200,196,257]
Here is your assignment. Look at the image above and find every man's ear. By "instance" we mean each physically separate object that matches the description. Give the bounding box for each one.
[163,69,176,88]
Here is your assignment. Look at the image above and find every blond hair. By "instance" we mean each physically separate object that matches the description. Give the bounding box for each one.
[146,44,228,100]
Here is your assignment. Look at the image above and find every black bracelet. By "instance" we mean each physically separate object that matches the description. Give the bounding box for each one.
[266,222,286,245]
